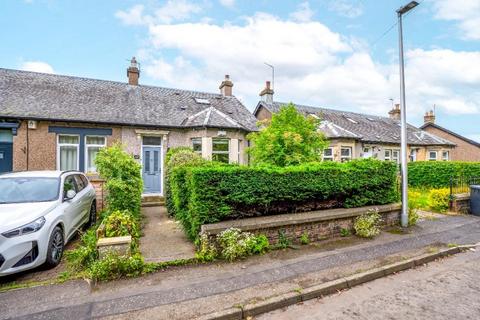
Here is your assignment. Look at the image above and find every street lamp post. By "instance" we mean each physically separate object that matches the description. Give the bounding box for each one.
[397,1,419,227]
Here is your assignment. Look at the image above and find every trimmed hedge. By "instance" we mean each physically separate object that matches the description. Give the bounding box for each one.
[171,159,399,240]
[408,161,480,188]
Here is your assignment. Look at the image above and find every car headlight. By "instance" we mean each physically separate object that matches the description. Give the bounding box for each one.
[1,217,46,238]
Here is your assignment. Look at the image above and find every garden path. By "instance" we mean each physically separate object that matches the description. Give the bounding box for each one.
[139,206,196,263]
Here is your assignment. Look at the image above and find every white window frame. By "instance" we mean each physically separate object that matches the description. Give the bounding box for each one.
[384,149,391,161]
[191,138,202,155]
[428,150,438,161]
[57,134,80,171]
[85,135,106,173]
[409,148,417,162]
[392,150,400,163]
[212,138,230,163]
[442,151,449,161]
[323,147,334,161]
[340,147,352,162]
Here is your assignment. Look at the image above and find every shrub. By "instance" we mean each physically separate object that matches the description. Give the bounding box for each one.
[340,228,351,237]
[88,252,145,281]
[408,161,480,188]
[95,144,143,216]
[65,229,98,271]
[353,209,382,238]
[165,147,207,217]
[195,232,217,262]
[300,232,310,245]
[103,210,140,239]
[276,230,291,249]
[173,159,399,240]
[216,228,269,261]
[247,103,328,167]
[408,194,421,226]
[428,188,450,213]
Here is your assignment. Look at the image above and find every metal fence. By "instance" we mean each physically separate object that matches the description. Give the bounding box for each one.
[450,176,480,196]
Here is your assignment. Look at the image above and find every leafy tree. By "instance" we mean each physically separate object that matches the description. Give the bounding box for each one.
[247,103,328,166]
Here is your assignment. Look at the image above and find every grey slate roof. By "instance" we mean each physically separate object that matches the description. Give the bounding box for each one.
[256,101,455,146]
[0,68,258,131]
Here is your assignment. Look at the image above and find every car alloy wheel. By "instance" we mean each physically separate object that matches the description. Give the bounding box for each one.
[45,226,64,268]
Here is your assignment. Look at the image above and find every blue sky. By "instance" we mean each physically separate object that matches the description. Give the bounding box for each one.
[1,0,479,141]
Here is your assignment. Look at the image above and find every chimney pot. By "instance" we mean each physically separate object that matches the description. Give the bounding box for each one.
[259,81,274,103]
[424,109,435,124]
[388,103,401,120]
[219,74,233,96]
[127,56,140,86]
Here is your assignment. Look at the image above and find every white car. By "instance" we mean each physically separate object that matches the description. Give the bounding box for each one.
[0,171,96,276]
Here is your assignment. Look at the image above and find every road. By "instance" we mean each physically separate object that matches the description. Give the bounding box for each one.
[260,247,480,320]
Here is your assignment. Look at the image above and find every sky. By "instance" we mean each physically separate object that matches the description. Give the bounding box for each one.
[1,0,480,141]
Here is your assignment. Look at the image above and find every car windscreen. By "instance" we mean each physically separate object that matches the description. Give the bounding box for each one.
[0,177,60,204]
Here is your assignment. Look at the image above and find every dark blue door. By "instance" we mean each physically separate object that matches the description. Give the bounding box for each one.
[0,142,13,173]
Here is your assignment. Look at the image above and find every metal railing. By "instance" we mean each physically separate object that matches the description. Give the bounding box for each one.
[450,176,480,196]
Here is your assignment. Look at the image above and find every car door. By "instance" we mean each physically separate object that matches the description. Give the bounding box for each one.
[73,174,91,225]
[62,174,83,239]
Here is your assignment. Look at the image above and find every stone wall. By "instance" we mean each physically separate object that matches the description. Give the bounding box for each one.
[451,193,470,214]
[202,203,401,245]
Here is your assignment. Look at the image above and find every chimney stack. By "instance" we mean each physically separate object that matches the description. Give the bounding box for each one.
[219,74,233,96]
[127,57,140,85]
[388,103,401,120]
[424,110,435,124]
[259,81,274,104]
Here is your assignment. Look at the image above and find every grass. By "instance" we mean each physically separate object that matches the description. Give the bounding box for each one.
[409,188,430,211]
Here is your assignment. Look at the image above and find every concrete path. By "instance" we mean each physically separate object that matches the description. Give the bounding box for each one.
[260,245,480,319]
[1,214,480,319]
[139,206,195,263]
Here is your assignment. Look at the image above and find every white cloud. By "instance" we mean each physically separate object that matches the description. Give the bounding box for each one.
[328,0,363,18]
[219,0,235,8]
[20,61,55,74]
[115,0,202,26]
[116,8,480,121]
[290,2,314,22]
[432,0,480,40]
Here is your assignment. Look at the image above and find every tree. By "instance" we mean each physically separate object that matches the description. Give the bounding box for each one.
[247,103,328,167]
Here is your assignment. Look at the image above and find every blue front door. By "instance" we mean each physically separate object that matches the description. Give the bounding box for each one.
[0,142,13,173]
[142,146,162,194]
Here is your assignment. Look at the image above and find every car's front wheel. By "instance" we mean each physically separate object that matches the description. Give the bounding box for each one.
[44,226,64,268]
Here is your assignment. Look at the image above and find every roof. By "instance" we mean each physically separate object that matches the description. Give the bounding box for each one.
[421,122,480,148]
[0,68,257,132]
[0,170,65,178]
[255,101,455,146]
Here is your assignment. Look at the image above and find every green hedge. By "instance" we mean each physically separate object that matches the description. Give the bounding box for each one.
[408,161,480,188]
[170,159,399,240]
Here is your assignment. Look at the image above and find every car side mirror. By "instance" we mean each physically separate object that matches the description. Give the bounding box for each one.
[65,189,77,201]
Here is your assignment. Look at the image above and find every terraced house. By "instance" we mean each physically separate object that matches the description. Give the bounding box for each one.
[0,58,257,195]
[254,81,455,162]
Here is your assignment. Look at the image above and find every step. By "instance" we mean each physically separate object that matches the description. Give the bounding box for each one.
[142,195,165,202]
[141,201,165,207]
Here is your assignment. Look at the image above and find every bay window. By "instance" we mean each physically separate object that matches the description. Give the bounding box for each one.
[58,135,79,171]
[442,151,449,161]
[340,147,352,162]
[323,148,333,161]
[428,151,438,161]
[192,138,202,154]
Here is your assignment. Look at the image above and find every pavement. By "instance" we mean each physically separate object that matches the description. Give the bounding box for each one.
[260,245,480,320]
[1,213,479,320]
[139,206,195,263]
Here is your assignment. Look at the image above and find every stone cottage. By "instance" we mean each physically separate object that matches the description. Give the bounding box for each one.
[0,58,257,195]
[253,81,455,162]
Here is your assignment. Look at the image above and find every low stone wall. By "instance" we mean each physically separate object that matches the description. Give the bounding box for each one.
[451,193,470,214]
[201,203,401,245]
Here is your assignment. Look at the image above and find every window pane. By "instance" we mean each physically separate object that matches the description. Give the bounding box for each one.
[143,136,161,146]
[324,148,332,157]
[74,175,85,191]
[86,136,106,145]
[212,153,229,163]
[60,146,78,170]
[144,151,150,172]
[87,146,102,172]
[212,139,229,152]
[153,150,159,172]
[192,138,202,152]
[64,176,77,195]
[341,148,351,156]
[59,135,79,144]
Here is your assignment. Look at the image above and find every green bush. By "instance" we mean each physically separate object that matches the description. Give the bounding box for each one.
[428,188,450,213]
[165,147,208,217]
[103,210,140,239]
[340,228,351,237]
[95,144,143,216]
[353,209,382,238]
[172,159,399,240]
[65,229,98,271]
[88,252,145,281]
[195,232,218,262]
[216,228,270,261]
[300,232,310,245]
[408,161,480,188]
